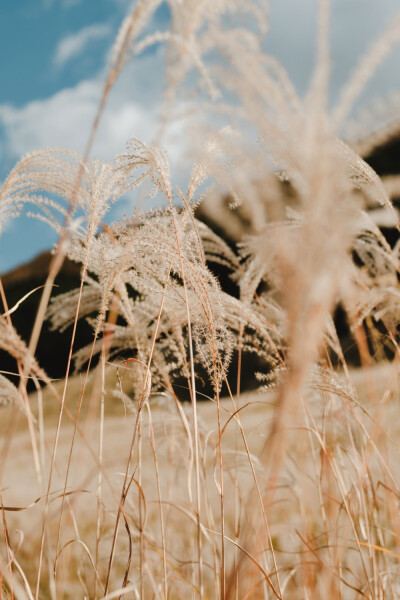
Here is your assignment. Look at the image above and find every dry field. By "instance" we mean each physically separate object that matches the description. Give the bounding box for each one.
[2,361,400,598]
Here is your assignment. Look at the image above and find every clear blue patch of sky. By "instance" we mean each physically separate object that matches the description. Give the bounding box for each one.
[0,0,170,108]
[0,0,115,106]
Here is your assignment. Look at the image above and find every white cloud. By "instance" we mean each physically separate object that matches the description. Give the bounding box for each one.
[0,46,191,272]
[53,23,111,69]
[0,80,156,163]
[0,50,188,173]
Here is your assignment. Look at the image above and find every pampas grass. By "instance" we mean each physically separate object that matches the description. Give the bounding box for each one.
[2,0,400,597]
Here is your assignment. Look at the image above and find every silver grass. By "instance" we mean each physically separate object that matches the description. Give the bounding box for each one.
[0,374,23,408]
[50,205,284,394]
[3,1,400,597]
[0,318,49,385]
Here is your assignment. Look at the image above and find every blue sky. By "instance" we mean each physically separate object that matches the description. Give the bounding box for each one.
[1,0,400,273]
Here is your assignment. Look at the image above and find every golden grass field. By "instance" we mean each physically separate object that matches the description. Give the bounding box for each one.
[2,360,400,598]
